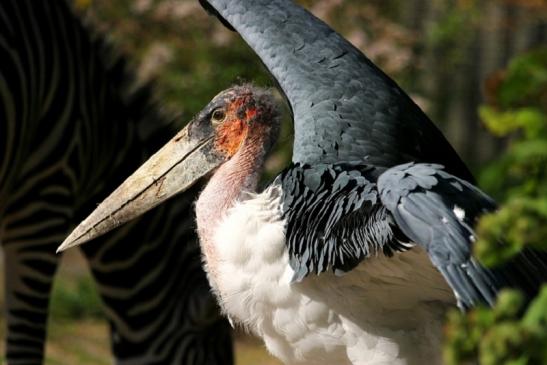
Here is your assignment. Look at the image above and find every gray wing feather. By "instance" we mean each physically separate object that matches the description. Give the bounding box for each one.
[379,163,547,309]
[280,163,411,282]
[201,0,473,181]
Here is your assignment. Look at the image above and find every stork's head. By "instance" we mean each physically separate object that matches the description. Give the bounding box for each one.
[57,84,280,252]
[195,84,280,160]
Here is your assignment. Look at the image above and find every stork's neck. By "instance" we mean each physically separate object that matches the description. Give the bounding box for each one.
[195,133,268,263]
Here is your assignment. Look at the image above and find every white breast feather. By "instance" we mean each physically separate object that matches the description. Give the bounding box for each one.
[209,185,456,365]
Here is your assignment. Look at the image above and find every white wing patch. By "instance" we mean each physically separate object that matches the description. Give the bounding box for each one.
[453,205,466,221]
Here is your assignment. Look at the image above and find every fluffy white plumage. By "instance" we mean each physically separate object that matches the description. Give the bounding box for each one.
[207,185,456,365]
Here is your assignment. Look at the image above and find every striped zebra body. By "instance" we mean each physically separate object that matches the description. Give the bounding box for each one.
[0,0,232,364]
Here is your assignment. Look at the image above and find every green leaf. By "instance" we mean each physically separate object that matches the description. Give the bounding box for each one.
[498,48,547,109]
[480,106,546,138]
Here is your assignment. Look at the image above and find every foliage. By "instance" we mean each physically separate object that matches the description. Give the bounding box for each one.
[49,274,104,320]
[427,0,480,49]
[444,48,547,364]
[476,48,547,263]
[444,288,547,365]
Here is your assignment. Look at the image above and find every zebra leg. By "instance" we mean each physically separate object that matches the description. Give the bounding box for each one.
[2,224,66,364]
[1,166,73,364]
[3,245,59,365]
[81,193,233,365]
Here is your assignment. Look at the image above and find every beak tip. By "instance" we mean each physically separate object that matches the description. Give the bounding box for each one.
[56,237,76,253]
[57,228,89,253]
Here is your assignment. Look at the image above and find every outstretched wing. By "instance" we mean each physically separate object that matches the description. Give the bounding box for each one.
[279,163,412,282]
[201,0,473,182]
[378,163,547,309]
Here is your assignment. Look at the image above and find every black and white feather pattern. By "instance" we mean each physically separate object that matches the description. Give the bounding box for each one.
[280,163,412,282]
[280,162,547,308]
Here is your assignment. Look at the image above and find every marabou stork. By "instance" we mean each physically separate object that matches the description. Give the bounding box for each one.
[58,0,547,364]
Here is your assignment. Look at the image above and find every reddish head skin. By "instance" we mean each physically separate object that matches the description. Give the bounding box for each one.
[215,116,249,157]
[196,85,280,281]
[212,87,275,159]
[214,95,254,157]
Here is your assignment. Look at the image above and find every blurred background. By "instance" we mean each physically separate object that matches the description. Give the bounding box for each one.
[0,0,545,363]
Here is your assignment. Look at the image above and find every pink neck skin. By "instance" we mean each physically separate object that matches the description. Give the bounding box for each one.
[195,131,269,278]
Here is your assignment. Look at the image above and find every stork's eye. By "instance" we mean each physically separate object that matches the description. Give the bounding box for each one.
[211,109,226,125]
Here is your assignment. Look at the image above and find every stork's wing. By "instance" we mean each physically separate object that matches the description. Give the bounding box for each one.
[279,163,413,282]
[378,163,547,309]
[201,0,473,182]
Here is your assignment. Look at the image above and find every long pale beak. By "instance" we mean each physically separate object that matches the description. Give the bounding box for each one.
[57,124,224,253]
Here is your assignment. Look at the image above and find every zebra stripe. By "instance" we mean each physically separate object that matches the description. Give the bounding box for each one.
[0,0,232,364]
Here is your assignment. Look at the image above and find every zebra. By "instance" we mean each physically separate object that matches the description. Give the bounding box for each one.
[0,0,233,363]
